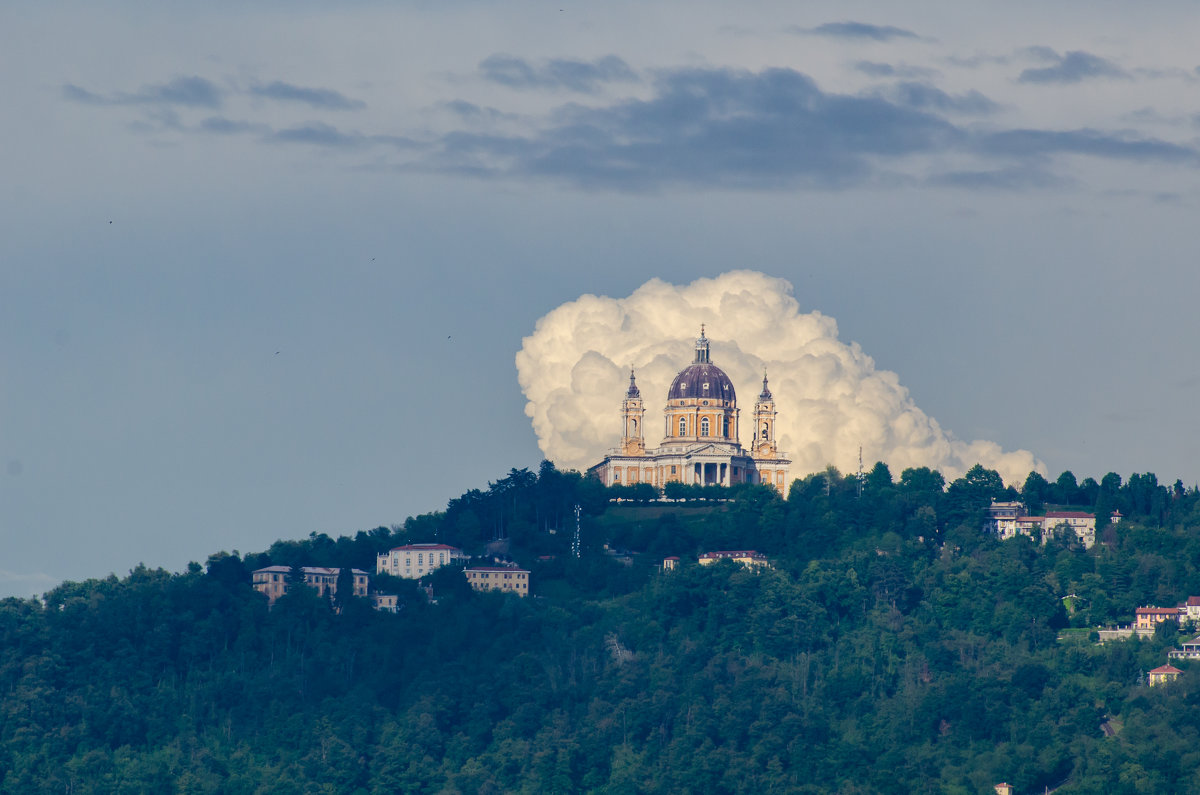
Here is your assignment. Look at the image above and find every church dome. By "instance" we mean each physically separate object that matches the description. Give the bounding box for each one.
[667,326,736,403]
[668,363,736,403]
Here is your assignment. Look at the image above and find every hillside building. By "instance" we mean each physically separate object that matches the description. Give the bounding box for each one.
[1136,606,1180,630]
[252,566,369,605]
[698,550,771,570]
[377,543,467,579]
[464,566,530,597]
[1148,665,1183,687]
[985,501,1098,549]
[589,328,791,496]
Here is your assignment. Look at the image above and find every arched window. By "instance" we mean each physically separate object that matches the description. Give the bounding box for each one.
[631,419,637,433]
[723,417,729,437]
[679,416,687,436]
[762,422,769,438]
[700,417,710,436]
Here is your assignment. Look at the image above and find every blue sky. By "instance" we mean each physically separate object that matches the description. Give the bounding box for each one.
[4,1,1200,595]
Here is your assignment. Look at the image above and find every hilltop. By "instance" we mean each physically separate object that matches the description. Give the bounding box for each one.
[2,461,1200,794]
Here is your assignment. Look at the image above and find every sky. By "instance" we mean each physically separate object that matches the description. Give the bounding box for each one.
[4,1,1200,596]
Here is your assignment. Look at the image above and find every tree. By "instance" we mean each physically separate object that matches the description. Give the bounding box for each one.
[288,562,308,594]
[1052,471,1079,505]
[1021,472,1051,515]
[334,566,356,612]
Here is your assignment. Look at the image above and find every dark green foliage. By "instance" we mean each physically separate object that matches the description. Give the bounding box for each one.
[5,460,1200,793]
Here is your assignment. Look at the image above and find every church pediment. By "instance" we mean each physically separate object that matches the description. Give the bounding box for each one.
[674,442,744,458]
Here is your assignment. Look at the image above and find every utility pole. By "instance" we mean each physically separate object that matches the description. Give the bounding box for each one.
[573,504,581,559]
[857,446,864,498]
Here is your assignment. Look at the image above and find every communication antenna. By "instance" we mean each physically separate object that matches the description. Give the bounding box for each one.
[857,446,864,498]
[573,504,581,559]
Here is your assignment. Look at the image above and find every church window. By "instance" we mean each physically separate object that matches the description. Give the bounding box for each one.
[671,465,677,474]
[679,417,687,436]
[762,423,769,438]
[723,417,729,437]
[700,417,710,436]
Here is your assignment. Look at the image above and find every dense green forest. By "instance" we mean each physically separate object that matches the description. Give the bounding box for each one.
[4,461,1200,794]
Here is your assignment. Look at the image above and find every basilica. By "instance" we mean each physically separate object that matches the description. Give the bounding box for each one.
[589,329,791,496]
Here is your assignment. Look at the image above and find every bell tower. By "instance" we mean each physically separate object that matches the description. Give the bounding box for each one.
[620,368,646,455]
[751,372,778,458]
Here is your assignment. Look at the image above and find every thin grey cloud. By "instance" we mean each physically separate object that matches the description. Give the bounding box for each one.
[978,128,1197,164]
[795,21,921,42]
[1131,67,1197,82]
[928,166,1066,190]
[442,100,516,123]
[943,52,1013,69]
[262,122,420,151]
[248,81,366,110]
[198,117,259,135]
[1018,50,1128,84]
[853,61,940,79]
[62,76,224,108]
[479,54,638,93]
[873,82,998,114]
[268,122,365,148]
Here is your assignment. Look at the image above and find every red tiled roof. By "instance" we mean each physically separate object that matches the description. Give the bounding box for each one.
[1150,665,1183,675]
[1136,607,1180,615]
[1045,511,1095,519]
[1186,596,1200,607]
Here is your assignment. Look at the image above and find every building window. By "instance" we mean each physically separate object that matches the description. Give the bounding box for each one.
[723,416,729,437]
[671,465,677,474]
[700,417,710,436]
[679,417,687,436]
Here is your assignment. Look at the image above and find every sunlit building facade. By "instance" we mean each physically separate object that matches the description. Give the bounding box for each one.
[589,328,791,496]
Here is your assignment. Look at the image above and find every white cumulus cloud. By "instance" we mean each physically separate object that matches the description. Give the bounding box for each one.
[516,271,1044,486]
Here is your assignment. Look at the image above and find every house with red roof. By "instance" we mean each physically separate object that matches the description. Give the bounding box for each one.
[1136,606,1181,631]
[1148,665,1183,687]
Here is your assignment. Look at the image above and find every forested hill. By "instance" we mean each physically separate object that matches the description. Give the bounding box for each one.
[4,462,1200,794]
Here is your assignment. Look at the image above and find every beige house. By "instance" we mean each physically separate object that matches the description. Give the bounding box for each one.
[1136,606,1180,630]
[1148,665,1183,687]
[1179,596,1200,623]
[698,550,771,570]
[985,501,1098,548]
[372,593,399,613]
[464,566,530,597]
[252,565,369,605]
[377,543,467,579]
[1044,511,1097,547]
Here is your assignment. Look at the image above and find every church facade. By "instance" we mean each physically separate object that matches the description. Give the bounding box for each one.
[588,329,791,496]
